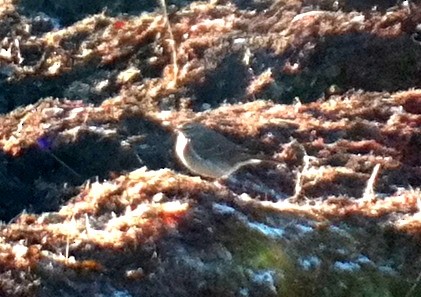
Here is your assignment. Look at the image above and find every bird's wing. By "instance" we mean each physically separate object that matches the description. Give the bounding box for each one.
[190,129,254,162]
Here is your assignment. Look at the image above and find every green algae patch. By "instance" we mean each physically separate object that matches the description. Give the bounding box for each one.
[214,215,421,297]
[302,268,420,297]
[217,221,287,266]
[215,218,301,296]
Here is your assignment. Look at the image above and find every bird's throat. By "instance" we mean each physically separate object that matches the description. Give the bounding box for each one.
[175,131,191,169]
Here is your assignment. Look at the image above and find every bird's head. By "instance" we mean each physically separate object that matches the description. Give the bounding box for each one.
[177,122,206,139]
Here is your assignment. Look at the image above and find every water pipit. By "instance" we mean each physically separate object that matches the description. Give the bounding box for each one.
[175,123,266,178]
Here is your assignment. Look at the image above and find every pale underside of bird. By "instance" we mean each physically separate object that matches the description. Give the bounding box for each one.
[175,123,265,178]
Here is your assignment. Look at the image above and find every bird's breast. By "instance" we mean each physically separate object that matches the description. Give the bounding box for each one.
[175,131,228,178]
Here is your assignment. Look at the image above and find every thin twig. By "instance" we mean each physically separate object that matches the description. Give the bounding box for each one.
[48,151,81,178]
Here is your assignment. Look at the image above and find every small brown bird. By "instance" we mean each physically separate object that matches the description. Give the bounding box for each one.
[175,123,264,178]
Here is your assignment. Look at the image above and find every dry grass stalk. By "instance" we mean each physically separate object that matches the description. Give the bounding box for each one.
[362,163,381,201]
[293,152,311,199]
[158,0,179,87]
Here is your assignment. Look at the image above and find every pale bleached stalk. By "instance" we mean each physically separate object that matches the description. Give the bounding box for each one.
[158,0,179,86]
